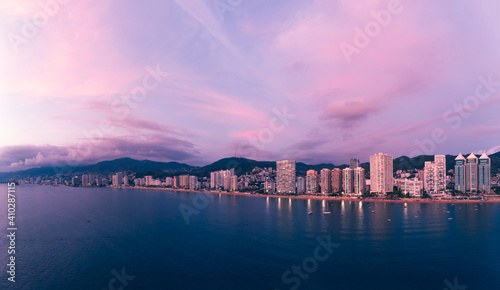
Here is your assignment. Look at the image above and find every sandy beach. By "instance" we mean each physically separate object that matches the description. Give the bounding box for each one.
[119,186,500,203]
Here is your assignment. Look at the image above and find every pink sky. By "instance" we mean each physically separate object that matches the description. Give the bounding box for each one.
[0,0,499,171]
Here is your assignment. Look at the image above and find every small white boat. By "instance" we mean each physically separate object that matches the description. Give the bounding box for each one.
[323,211,331,214]
[372,210,375,213]
[448,218,453,220]
[308,211,313,215]
[387,219,391,221]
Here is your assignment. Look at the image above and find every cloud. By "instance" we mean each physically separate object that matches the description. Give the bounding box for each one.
[0,134,203,172]
[319,98,379,127]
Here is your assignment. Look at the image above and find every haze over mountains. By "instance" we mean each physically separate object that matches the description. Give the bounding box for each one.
[0,152,498,182]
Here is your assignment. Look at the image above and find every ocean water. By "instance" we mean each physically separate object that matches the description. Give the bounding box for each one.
[1,184,500,289]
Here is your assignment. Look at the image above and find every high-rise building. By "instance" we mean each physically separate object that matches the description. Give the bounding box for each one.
[179,175,190,189]
[478,153,491,193]
[165,177,173,187]
[454,153,466,192]
[112,173,123,186]
[320,168,331,194]
[424,155,446,193]
[353,167,366,195]
[210,171,218,189]
[189,175,198,190]
[349,158,360,169]
[369,153,393,194]
[424,161,435,192]
[231,175,238,191]
[173,176,180,188]
[306,170,318,194]
[343,168,354,194]
[145,175,154,187]
[296,176,306,194]
[434,155,446,191]
[277,160,296,194]
[465,153,478,192]
[210,169,235,191]
[331,168,343,193]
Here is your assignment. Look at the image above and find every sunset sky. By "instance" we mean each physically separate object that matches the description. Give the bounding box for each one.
[1,0,499,171]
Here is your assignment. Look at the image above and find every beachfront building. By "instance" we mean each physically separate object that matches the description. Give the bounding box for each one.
[264,181,276,193]
[277,160,296,194]
[454,152,491,194]
[353,167,366,195]
[454,153,466,192]
[296,176,306,194]
[466,153,478,192]
[306,170,319,194]
[424,155,446,193]
[210,169,235,191]
[370,153,393,194]
[478,153,491,193]
[112,172,123,186]
[396,178,422,197]
[320,168,331,194]
[343,168,354,194]
[331,168,343,193]
[145,175,154,187]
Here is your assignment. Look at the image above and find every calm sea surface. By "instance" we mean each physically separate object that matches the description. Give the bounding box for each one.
[1,184,500,289]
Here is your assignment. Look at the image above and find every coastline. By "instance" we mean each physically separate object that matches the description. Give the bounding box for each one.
[118,185,500,203]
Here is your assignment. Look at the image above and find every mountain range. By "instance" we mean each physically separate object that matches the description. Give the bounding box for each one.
[0,152,498,181]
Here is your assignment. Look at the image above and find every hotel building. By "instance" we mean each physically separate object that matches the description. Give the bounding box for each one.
[306,170,319,194]
[423,155,446,193]
[276,160,296,194]
[369,153,393,194]
[320,168,331,194]
[331,168,343,193]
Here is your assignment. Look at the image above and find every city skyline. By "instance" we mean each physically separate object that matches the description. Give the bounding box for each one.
[1,0,500,172]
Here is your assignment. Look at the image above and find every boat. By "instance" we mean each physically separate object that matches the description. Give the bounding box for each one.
[387,219,392,221]
[323,203,331,214]
[308,211,313,215]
